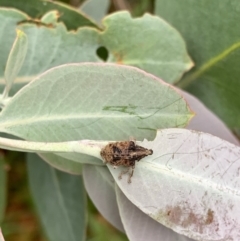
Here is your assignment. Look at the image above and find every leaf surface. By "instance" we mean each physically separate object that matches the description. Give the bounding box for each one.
[116,185,193,241]
[0,8,28,78]
[108,128,240,241]
[0,10,192,93]
[80,0,110,25]
[82,90,238,241]
[101,11,193,83]
[83,164,124,232]
[0,63,192,164]
[3,29,28,98]
[39,153,82,175]
[27,154,87,241]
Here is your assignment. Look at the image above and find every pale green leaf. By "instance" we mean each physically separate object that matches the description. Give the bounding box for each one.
[108,128,240,241]
[0,10,192,93]
[0,63,192,163]
[0,8,28,78]
[102,11,193,83]
[0,62,192,139]
[41,10,60,25]
[116,186,193,241]
[39,153,82,175]
[27,154,87,241]
[0,15,100,90]
[83,165,124,232]
[3,29,28,99]
[16,23,100,79]
[0,155,6,224]
[80,0,110,25]
[155,0,240,129]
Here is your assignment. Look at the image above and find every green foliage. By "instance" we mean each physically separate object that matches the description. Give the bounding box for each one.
[0,0,96,30]
[0,9,191,95]
[110,129,240,241]
[39,153,82,175]
[0,8,28,78]
[27,154,87,241]
[0,64,192,143]
[101,12,193,83]
[0,0,239,241]
[3,30,28,99]
[156,0,240,129]
[80,0,110,24]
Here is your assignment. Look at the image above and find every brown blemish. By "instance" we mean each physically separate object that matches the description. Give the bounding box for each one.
[153,204,216,234]
[165,206,182,225]
[112,51,124,64]
[18,19,54,28]
[205,209,214,225]
[181,211,199,228]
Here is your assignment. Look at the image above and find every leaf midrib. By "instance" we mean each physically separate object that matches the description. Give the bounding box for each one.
[0,112,192,129]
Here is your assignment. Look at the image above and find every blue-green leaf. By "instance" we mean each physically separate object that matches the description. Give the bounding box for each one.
[27,154,87,241]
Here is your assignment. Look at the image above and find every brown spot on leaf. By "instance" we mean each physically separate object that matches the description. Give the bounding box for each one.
[153,203,216,234]
[112,51,124,64]
[205,209,214,225]
[166,206,182,225]
[18,19,54,28]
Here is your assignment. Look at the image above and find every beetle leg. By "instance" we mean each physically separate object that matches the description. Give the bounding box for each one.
[118,167,130,180]
[128,165,135,183]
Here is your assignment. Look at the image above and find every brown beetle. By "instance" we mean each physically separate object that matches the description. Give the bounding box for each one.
[101,141,153,183]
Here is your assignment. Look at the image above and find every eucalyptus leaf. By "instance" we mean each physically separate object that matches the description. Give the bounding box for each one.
[108,128,240,241]
[101,11,193,83]
[0,0,97,30]
[39,153,82,175]
[80,0,110,25]
[0,8,28,77]
[3,29,28,99]
[84,90,238,241]
[116,185,193,241]
[83,165,124,232]
[0,155,6,224]
[0,9,100,93]
[15,23,100,83]
[0,10,192,94]
[155,0,240,129]
[27,154,87,241]
[41,10,59,25]
[0,63,192,163]
[82,90,237,241]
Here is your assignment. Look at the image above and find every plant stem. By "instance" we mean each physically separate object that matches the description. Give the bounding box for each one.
[0,136,108,160]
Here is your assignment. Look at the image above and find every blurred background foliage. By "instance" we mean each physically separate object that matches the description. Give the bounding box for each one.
[73,0,153,16]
